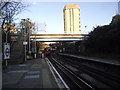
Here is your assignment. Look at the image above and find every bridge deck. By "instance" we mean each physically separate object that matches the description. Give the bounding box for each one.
[30,34,88,39]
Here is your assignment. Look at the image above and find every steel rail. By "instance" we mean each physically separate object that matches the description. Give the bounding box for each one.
[48,56,95,89]
[57,53,120,88]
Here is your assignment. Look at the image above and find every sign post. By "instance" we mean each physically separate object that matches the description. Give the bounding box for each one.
[4,43,10,66]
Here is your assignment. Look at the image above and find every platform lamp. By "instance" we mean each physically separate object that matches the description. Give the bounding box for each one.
[21,19,27,62]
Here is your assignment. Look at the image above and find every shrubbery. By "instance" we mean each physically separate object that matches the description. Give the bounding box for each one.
[86,15,120,54]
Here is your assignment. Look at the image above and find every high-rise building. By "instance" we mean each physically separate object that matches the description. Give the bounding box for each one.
[63,4,81,34]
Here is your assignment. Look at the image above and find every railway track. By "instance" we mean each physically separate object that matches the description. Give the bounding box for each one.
[57,53,120,88]
[48,53,120,89]
[47,56,95,89]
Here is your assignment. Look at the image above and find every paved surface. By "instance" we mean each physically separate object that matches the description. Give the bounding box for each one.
[2,57,59,89]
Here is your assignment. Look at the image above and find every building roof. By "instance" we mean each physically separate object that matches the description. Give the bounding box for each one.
[64,4,80,10]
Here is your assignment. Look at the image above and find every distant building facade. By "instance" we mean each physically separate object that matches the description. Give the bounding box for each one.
[63,4,81,34]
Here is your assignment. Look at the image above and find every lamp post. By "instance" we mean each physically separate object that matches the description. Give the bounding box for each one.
[27,18,31,56]
[21,19,27,62]
[34,24,37,59]
[34,22,38,59]
[28,25,31,55]
[34,39,36,58]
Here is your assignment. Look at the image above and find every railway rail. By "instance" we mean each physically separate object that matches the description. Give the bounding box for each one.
[47,56,95,89]
[47,53,120,89]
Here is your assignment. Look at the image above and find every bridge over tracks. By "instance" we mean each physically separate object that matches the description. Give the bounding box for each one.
[30,34,88,42]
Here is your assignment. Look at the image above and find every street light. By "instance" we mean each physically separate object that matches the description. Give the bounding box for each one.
[27,18,31,56]
[34,23,37,59]
[33,22,38,59]
[21,19,27,62]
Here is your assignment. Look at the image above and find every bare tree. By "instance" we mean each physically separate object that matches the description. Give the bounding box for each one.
[1,1,28,30]
[20,18,35,34]
[0,2,9,9]
[0,0,29,45]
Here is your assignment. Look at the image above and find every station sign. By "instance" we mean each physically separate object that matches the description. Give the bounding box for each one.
[4,43,10,59]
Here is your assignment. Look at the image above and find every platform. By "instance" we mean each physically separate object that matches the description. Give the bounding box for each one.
[2,57,68,89]
[59,53,120,66]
